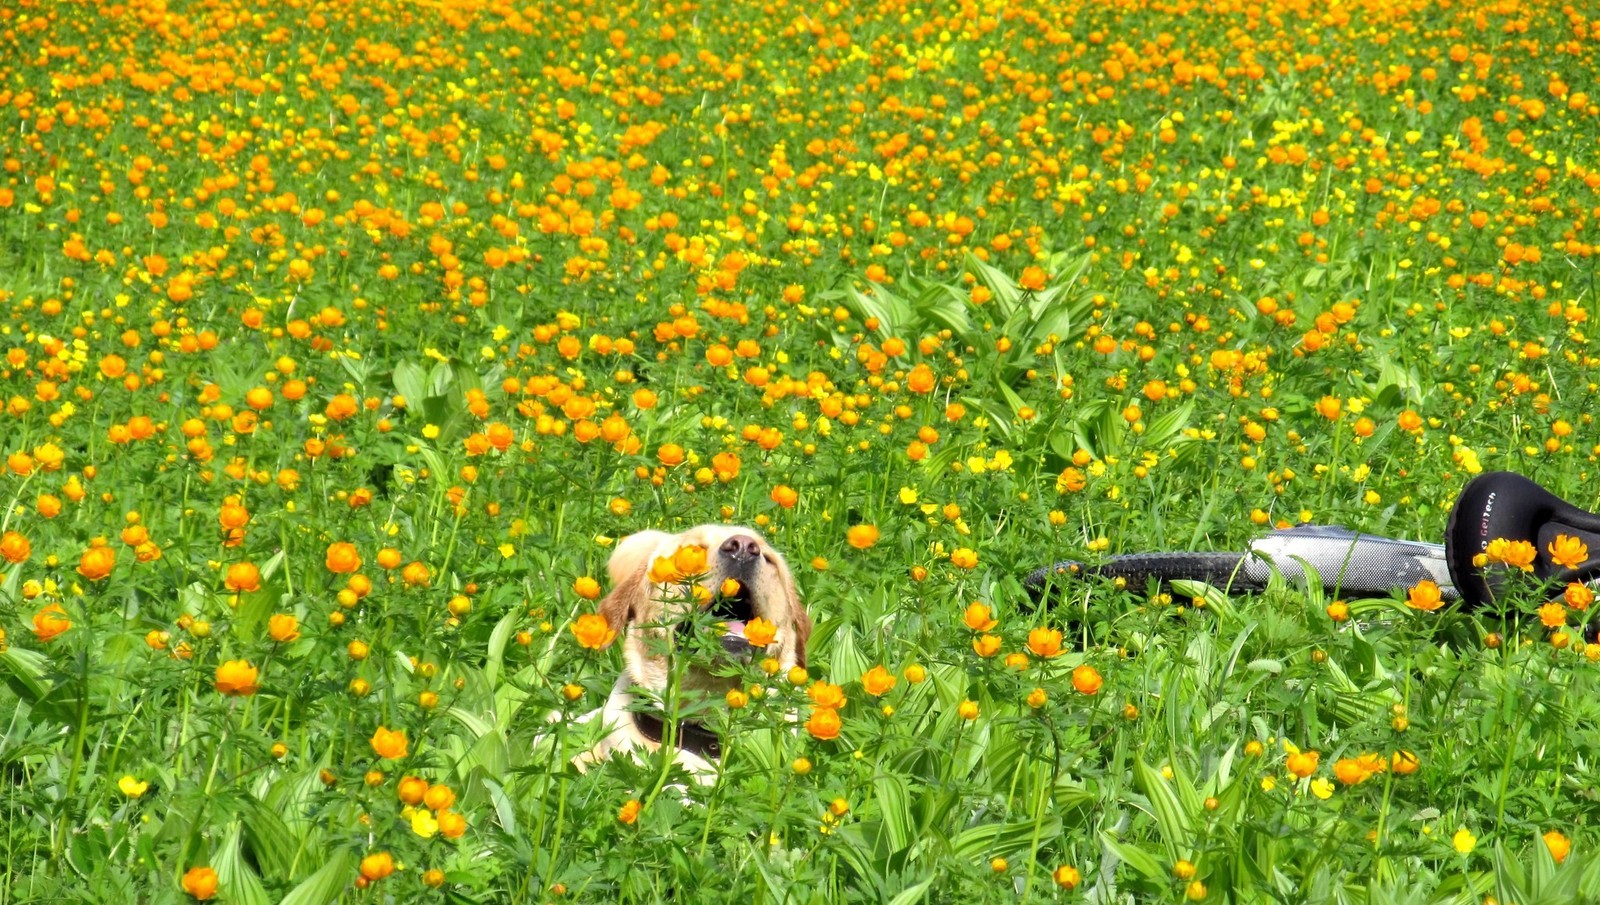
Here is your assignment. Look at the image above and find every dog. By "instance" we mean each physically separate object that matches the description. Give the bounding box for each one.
[573,525,811,781]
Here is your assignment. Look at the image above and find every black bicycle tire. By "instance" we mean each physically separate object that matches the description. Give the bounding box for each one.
[1026,552,1261,596]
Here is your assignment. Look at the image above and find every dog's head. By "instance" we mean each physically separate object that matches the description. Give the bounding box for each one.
[597,525,810,694]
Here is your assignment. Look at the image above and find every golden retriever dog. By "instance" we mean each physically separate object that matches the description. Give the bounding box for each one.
[573,525,810,781]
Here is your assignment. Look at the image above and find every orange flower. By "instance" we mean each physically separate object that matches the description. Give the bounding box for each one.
[78,545,116,582]
[573,576,602,599]
[1565,583,1594,610]
[268,614,300,643]
[1018,265,1048,291]
[358,852,395,881]
[398,776,429,805]
[181,866,219,900]
[1483,538,1537,571]
[962,602,998,632]
[1543,830,1571,864]
[370,726,409,759]
[657,443,685,466]
[1548,534,1589,570]
[950,547,979,569]
[1286,749,1320,778]
[972,634,1002,657]
[807,681,846,709]
[805,706,842,740]
[770,484,799,509]
[1315,396,1342,420]
[1071,664,1103,695]
[0,530,30,563]
[846,524,880,549]
[32,603,72,642]
[1026,627,1063,658]
[860,665,897,696]
[571,613,617,650]
[1390,750,1420,775]
[402,561,431,587]
[1332,757,1372,785]
[1540,602,1568,629]
[618,799,642,824]
[214,660,260,696]
[1405,579,1443,612]
[906,364,936,394]
[325,542,361,573]
[325,394,359,421]
[671,544,707,577]
[225,562,261,593]
[743,616,778,647]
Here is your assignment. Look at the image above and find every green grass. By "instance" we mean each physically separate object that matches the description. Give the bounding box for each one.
[2,0,1600,900]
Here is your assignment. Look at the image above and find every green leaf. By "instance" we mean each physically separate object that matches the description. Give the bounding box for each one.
[485,611,516,690]
[278,847,357,905]
[1099,831,1166,880]
[0,645,50,702]
[213,822,272,905]
[1133,758,1194,862]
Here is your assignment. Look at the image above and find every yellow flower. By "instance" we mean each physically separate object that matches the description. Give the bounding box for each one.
[1549,534,1589,569]
[1052,865,1081,889]
[410,808,440,838]
[1452,828,1477,855]
[118,775,149,798]
[1309,778,1334,800]
[950,547,979,569]
[957,699,979,720]
[268,613,300,643]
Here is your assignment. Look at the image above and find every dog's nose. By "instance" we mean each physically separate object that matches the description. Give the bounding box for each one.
[718,534,762,563]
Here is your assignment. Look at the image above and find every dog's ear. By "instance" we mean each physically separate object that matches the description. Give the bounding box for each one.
[774,552,812,667]
[598,531,670,631]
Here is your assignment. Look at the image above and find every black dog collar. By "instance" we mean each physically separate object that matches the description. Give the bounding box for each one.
[632,711,722,760]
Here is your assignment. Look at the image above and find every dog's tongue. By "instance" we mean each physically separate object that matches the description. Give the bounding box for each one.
[721,620,747,639]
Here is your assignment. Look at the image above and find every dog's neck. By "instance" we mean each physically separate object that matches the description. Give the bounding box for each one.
[631,710,722,760]
[611,677,723,760]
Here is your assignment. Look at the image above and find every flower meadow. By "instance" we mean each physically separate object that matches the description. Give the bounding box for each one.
[2,0,1600,900]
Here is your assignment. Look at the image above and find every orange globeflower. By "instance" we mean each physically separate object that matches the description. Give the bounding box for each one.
[325,394,359,421]
[962,602,998,631]
[1027,627,1064,658]
[370,726,409,759]
[618,799,642,825]
[743,617,778,647]
[268,614,300,643]
[325,542,361,573]
[950,548,979,569]
[860,665,897,696]
[571,613,617,650]
[770,484,799,509]
[1286,749,1320,778]
[359,852,395,881]
[78,545,116,581]
[181,866,219,900]
[846,524,880,549]
[807,681,846,709]
[401,561,431,587]
[225,562,261,593]
[1071,664,1103,695]
[1405,579,1444,612]
[0,530,30,563]
[1548,534,1589,570]
[573,576,602,599]
[805,706,842,740]
[657,443,685,466]
[1483,538,1537,571]
[32,603,72,642]
[1543,830,1571,864]
[214,660,260,696]
[1565,583,1594,610]
[397,776,429,805]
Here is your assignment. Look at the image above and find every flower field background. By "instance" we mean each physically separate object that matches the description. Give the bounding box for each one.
[3,0,1600,900]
